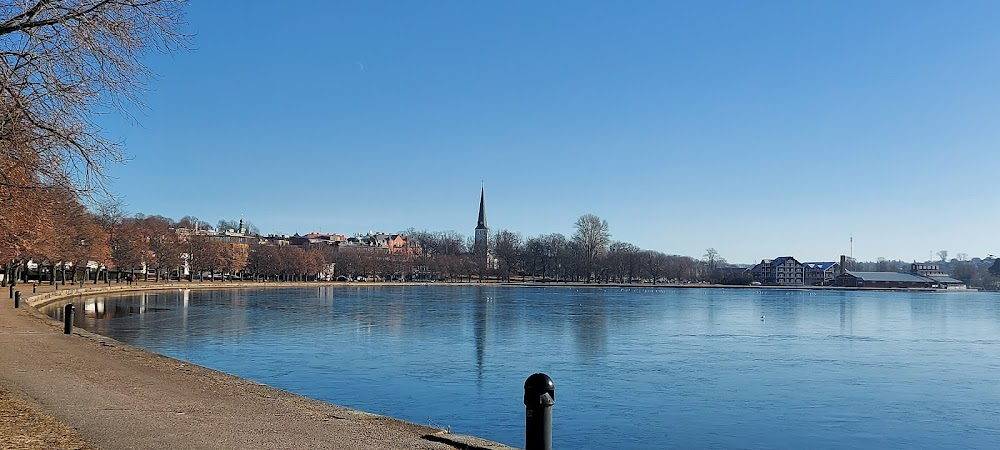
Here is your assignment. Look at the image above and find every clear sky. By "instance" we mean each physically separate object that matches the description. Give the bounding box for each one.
[100,1,1000,264]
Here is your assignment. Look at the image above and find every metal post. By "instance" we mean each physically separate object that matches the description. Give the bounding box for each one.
[63,304,74,334]
[524,373,555,450]
[32,283,36,293]
[14,291,20,308]
[8,284,12,298]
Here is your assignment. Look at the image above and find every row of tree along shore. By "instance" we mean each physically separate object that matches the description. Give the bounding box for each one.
[1,209,725,285]
[4,208,1000,290]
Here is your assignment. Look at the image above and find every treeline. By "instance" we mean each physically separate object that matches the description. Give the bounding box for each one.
[4,203,998,288]
[949,261,999,290]
[406,228,716,284]
[398,215,747,284]
[0,209,731,285]
[0,206,327,284]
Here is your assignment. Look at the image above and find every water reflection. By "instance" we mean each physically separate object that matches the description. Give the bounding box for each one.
[571,289,608,359]
[840,298,852,334]
[473,286,489,385]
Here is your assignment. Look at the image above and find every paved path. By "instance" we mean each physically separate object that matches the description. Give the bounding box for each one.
[0,282,514,450]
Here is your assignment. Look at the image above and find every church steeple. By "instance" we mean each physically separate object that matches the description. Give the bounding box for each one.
[474,184,489,260]
[476,185,487,230]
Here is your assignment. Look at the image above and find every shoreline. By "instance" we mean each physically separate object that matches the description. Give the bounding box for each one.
[2,281,515,450]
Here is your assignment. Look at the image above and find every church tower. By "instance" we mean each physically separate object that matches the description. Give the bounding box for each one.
[474,185,489,260]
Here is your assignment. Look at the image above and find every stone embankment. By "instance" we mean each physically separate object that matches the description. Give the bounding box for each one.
[0,281,515,450]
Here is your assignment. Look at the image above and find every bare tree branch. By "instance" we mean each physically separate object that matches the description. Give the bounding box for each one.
[0,0,188,201]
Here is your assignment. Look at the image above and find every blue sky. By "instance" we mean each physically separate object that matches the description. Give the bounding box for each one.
[101,1,1000,264]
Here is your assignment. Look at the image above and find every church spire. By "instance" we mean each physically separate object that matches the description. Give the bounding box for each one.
[474,184,489,261]
[476,184,487,230]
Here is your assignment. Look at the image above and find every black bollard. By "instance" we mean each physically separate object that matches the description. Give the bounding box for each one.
[63,304,74,334]
[32,283,36,293]
[524,373,555,450]
[14,291,20,308]
[8,284,12,298]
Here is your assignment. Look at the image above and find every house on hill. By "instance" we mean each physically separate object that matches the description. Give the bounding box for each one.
[336,232,420,256]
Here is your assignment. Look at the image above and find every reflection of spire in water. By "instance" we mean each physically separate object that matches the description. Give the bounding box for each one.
[474,288,489,386]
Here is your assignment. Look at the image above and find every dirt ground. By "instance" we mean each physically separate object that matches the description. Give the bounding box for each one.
[0,386,96,450]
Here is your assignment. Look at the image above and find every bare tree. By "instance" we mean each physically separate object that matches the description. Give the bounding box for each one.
[177,215,211,232]
[572,214,610,282]
[407,229,467,256]
[491,229,522,282]
[215,218,258,235]
[110,218,146,282]
[217,220,240,232]
[140,215,181,281]
[0,0,187,197]
[608,241,641,283]
[703,248,725,271]
[640,250,668,284]
[937,250,948,262]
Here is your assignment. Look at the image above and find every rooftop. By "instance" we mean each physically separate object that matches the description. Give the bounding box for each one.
[842,271,933,283]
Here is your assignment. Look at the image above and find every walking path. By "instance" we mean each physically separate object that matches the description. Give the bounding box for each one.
[0,281,514,450]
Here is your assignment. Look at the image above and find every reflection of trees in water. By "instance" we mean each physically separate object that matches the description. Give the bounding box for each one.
[704,289,722,326]
[908,296,946,319]
[984,294,1000,321]
[571,290,609,359]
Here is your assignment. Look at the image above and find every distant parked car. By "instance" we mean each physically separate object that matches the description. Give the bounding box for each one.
[750,281,762,286]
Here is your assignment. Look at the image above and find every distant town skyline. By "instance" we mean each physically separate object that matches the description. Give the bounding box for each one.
[97,1,1000,264]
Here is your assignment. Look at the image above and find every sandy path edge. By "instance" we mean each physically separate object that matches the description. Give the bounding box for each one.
[0,282,516,450]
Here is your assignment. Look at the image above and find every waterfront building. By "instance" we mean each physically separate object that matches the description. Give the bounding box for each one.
[910,263,945,277]
[832,271,935,288]
[749,256,804,286]
[802,261,840,286]
[908,263,967,289]
[832,268,968,289]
